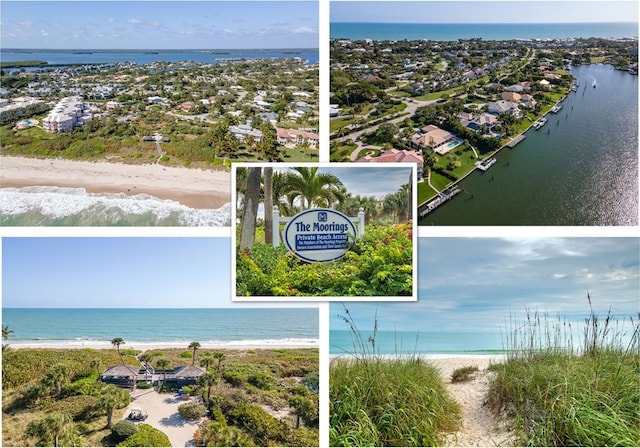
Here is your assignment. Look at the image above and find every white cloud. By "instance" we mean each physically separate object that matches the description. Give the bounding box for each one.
[293,26,315,34]
[127,18,142,25]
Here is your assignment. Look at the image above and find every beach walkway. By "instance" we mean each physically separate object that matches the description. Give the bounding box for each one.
[126,389,204,447]
[431,358,516,447]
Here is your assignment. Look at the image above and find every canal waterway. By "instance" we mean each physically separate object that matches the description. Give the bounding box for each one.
[420,64,638,226]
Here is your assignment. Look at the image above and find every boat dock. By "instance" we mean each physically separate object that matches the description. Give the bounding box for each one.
[476,157,497,171]
[419,186,462,217]
[533,117,548,130]
[506,134,526,148]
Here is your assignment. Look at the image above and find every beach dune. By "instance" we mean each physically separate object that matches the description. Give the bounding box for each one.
[0,156,231,209]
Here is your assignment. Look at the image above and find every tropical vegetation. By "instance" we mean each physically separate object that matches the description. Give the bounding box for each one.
[2,347,318,447]
[236,166,414,296]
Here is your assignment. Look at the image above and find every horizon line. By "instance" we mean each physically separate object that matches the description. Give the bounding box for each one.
[331,21,638,25]
[1,47,319,51]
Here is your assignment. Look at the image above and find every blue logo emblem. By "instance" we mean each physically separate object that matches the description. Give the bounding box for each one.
[318,211,327,222]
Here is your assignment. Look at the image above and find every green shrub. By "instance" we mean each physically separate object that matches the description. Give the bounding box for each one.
[229,402,289,446]
[247,371,274,390]
[116,424,171,447]
[111,420,139,443]
[236,223,413,297]
[451,365,479,383]
[136,381,152,389]
[177,402,207,419]
[179,351,193,359]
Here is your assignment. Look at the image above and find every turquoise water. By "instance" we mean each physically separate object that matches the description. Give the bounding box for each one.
[2,308,319,348]
[0,187,231,226]
[330,329,505,356]
[331,22,638,41]
[447,138,463,149]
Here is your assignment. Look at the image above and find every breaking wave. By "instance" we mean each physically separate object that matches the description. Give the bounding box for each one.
[0,186,231,226]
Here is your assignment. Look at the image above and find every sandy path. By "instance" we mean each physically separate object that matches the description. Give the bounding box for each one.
[126,389,203,447]
[431,357,516,447]
[0,156,231,209]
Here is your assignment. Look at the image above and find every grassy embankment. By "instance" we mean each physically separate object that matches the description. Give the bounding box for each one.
[417,86,571,205]
[488,297,640,447]
[2,347,319,447]
[329,309,461,446]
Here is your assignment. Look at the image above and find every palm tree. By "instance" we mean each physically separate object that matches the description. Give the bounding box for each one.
[111,337,125,365]
[156,358,170,389]
[198,371,218,404]
[98,384,128,429]
[46,363,71,397]
[90,359,102,377]
[2,324,13,352]
[26,413,76,447]
[2,324,13,340]
[188,341,201,366]
[263,167,274,244]
[200,356,213,372]
[212,352,226,372]
[281,167,346,210]
[239,166,261,250]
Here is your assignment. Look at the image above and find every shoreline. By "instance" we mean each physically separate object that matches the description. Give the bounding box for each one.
[417,88,572,212]
[0,156,231,209]
[7,342,319,351]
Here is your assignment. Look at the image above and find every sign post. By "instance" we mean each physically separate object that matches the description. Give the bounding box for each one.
[274,207,364,263]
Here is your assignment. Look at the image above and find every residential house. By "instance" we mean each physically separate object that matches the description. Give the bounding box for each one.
[357,148,424,180]
[172,365,206,387]
[411,124,457,154]
[276,128,319,148]
[100,365,140,389]
[487,100,521,116]
[230,122,263,142]
[501,91,522,103]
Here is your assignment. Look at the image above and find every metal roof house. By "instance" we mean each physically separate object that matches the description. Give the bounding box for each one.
[100,365,140,389]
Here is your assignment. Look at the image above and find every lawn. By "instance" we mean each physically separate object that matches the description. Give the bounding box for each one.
[330,116,354,132]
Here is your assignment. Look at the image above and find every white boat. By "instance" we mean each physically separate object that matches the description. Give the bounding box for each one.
[533,117,548,129]
[550,104,563,113]
[593,81,597,88]
[476,157,497,171]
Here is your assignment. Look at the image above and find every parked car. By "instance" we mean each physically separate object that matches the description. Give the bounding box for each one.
[128,408,148,421]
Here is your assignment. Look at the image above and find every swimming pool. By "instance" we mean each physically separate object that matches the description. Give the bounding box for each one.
[446,138,463,149]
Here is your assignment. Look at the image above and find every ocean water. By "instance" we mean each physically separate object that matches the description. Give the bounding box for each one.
[331,22,638,41]
[2,308,319,348]
[0,186,231,226]
[330,330,505,356]
[0,49,319,66]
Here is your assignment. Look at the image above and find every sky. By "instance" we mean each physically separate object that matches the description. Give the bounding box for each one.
[330,237,640,333]
[3,237,242,308]
[331,1,639,23]
[0,1,319,49]
[276,165,413,198]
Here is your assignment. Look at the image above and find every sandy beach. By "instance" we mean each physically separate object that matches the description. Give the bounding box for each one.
[330,355,515,447]
[430,357,515,447]
[0,156,231,209]
[10,341,318,351]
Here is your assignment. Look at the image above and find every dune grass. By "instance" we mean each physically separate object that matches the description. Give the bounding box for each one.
[488,295,640,447]
[329,308,461,446]
[451,365,479,383]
